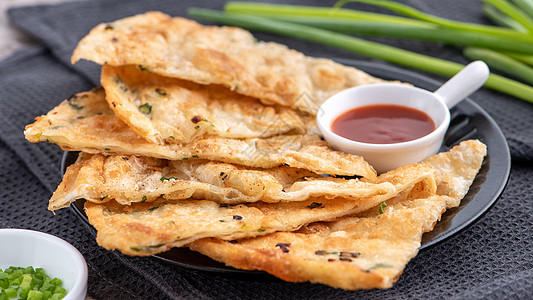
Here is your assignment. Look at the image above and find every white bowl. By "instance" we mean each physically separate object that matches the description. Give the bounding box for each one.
[316,61,489,173]
[0,229,88,300]
[317,83,450,173]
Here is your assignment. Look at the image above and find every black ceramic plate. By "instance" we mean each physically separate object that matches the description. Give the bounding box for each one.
[66,60,510,274]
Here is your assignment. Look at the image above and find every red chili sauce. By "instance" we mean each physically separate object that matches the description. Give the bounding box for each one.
[331,104,435,144]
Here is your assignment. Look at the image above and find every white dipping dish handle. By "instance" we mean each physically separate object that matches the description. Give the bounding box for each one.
[434,60,489,108]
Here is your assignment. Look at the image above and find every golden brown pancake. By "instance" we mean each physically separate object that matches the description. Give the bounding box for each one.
[189,140,486,290]
[24,89,377,178]
[101,65,310,144]
[49,152,396,210]
[191,196,449,290]
[72,12,389,113]
[24,10,489,292]
[84,162,436,256]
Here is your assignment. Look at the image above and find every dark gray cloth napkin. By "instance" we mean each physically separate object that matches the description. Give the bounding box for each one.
[0,0,532,299]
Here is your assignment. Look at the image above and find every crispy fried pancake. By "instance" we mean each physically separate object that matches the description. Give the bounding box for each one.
[72,12,387,113]
[84,163,436,256]
[49,152,396,210]
[24,89,376,178]
[102,65,310,144]
[422,140,487,208]
[191,196,449,290]
[189,140,487,290]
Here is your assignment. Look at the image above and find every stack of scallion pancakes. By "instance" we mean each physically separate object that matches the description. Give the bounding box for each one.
[24,12,487,290]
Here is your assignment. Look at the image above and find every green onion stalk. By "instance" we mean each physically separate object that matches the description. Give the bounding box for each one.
[481,0,533,33]
[237,16,533,55]
[483,3,527,32]
[512,0,533,19]
[188,8,533,104]
[500,51,533,66]
[224,2,433,27]
[464,47,533,85]
[333,0,533,41]
[481,2,533,67]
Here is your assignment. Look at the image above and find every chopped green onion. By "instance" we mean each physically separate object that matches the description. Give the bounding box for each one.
[155,88,168,96]
[4,288,17,298]
[20,274,32,294]
[306,202,323,209]
[160,176,179,182]
[67,101,84,111]
[368,263,392,270]
[7,269,22,280]
[139,103,152,114]
[50,292,65,300]
[137,65,150,72]
[0,266,66,299]
[27,290,44,300]
[464,47,533,85]
[379,201,387,214]
[188,9,533,104]
[0,274,8,290]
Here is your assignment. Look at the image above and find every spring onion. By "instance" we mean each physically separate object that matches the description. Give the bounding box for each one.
[224,2,432,27]
[334,0,533,41]
[0,266,66,300]
[250,16,533,55]
[188,8,533,104]
[483,4,527,31]
[481,0,533,33]
[464,47,533,85]
[512,0,533,19]
[482,0,533,67]
[499,51,533,66]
